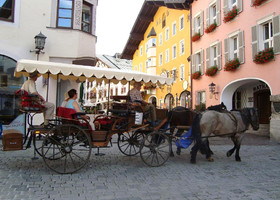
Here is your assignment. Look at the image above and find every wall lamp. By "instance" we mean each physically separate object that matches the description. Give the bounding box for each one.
[30,32,47,60]
[209,82,219,100]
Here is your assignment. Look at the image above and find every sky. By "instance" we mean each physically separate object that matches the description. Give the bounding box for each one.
[96,0,145,56]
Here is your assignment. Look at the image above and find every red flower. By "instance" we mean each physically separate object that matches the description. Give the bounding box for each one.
[191,33,201,42]
[253,48,274,64]
[252,0,268,7]
[191,71,201,79]
[205,23,217,34]
[224,58,240,71]
[224,6,238,23]
[205,66,218,76]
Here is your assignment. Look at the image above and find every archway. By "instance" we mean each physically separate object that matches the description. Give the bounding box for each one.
[164,93,174,110]
[179,90,191,108]
[148,95,157,108]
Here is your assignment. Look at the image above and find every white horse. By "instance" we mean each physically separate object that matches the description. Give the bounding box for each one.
[190,108,259,163]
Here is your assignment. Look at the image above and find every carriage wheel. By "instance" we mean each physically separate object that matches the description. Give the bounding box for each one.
[33,132,48,157]
[41,124,92,174]
[118,130,144,156]
[140,132,171,167]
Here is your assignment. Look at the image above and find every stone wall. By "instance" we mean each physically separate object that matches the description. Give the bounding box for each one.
[270,95,280,143]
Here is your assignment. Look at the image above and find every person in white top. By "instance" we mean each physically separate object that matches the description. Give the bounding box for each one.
[128,82,157,125]
[21,71,55,127]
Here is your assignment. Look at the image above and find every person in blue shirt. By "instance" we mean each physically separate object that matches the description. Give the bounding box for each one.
[65,89,86,120]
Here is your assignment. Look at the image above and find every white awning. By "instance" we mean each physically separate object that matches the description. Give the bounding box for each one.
[15,59,173,86]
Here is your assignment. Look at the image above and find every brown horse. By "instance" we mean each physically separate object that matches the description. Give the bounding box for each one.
[190,107,259,163]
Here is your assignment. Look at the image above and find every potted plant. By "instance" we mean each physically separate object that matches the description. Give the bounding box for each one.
[191,33,201,42]
[224,58,241,71]
[252,0,269,7]
[205,22,217,33]
[191,71,201,79]
[253,48,274,64]
[205,66,218,76]
[224,6,238,23]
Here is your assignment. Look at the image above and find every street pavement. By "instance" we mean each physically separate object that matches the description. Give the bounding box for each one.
[0,133,279,200]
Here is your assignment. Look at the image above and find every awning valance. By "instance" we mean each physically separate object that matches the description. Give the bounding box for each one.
[15,59,173,86]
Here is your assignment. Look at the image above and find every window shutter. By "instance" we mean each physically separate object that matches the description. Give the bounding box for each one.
[200,11,204,36]
[273,15,280,54]
[201,50,205,75]
[191,54,196,73]
[223,0,228,14]
[206,47,210,69]
[251,25,259,59]
[217,42,222,70]
[237,0,243,13]
[192,18,195,36]
[206,7,210,28]
[216,0,221,26]
[224,38,229,63]
[238,31,245,64]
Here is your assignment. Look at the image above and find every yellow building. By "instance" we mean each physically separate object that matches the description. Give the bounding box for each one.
[122,2,192,110]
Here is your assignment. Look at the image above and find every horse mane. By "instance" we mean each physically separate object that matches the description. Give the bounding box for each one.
[207,102,228,113]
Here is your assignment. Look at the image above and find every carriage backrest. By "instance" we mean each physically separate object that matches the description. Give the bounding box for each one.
[56,106,77,119]
[15,89,45,112]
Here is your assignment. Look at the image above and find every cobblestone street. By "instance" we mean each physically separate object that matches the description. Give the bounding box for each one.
[0,134,279,200]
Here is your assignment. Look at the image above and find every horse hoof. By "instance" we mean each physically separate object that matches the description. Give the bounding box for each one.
[190,159,196,164]
[226,152,232,157]
[207,157,214,162]
[236,157,241,162]
[176,149,181,155]
[170,152,174,157]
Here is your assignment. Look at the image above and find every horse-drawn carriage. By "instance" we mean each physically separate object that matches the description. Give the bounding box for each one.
[7,59,259,174]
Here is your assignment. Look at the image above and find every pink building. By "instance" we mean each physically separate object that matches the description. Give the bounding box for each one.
[191,0,280,141]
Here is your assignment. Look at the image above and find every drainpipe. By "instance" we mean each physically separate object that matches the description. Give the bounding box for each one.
[190,4,193,109]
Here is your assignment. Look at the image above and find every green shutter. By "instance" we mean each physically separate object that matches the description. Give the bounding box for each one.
[238,31,245,64]
[206,7,209,28]
[206,47,210,70]
[200,11,204,36]
[251,25,258,59]
[237,0,243,13]
[224,38,229,63]
[273,15,280,54]
[218,42,222,70]
[217,0,221,26]
[223,0,228,14]
[201,50,204,74]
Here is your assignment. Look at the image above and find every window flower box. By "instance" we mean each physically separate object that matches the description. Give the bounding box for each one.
[205,23,217,34]
[253,48,274,64]
[224,6,238,23]
[224,58,240,71]
[205,66,218,76]
[191,71,201,79]
[191,33,201,42]
[252,0,269,7]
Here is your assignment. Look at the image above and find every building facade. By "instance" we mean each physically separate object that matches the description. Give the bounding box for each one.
[122,1,192,110]
[0,0,98,125]
[191,0,280,140]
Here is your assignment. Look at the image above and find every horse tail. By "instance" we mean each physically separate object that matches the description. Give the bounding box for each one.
[191,113,202,141]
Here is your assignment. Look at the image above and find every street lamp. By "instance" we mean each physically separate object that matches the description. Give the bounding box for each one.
[209,82,219,99]
[31,32,47,60]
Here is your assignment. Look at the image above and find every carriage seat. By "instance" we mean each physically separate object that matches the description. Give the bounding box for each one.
[15,89,45,113]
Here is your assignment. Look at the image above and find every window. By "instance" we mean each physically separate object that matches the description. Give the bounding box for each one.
[206,42,222,69]
[82,2,92,33]
[180,39,185,55]
[140,46,143,56]
[224,0,242,14]
[192,50,204,74]
[134,65,138,71]
[196,91,206,106]
[179,15,184,30]
[251,15,280,59]
[159,33,163,46]
[159,53,163,66]
[206,0,221,27]
[172,44,177,59]
[147,38,156,48]
[145,42,148,53]
[172,22,177,36]
[180,65,185,80]
[162,13,166,28]
[171,69,177,82]
[165,49,169,63]
[139,63,143,72]
[57,0,73,28]
[192,12,204,37]
[165,28,169,41]
[225,30,244,63]
[0,0,15,22]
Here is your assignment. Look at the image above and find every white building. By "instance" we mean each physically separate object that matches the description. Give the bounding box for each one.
[83,54,132,112]
[0,0,98,124]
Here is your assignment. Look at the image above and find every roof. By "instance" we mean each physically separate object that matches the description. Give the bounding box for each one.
[15,59,173,86]
[96,54,133,71]
[121,0,194,60]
